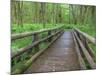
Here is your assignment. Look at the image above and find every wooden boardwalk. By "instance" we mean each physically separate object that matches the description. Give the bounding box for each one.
[24,31,81,73]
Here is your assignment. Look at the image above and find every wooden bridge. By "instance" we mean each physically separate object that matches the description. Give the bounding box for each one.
[11,26,96,74]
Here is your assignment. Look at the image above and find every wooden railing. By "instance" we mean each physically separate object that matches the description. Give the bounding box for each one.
[72,28,96,69]
[11,26,64,74]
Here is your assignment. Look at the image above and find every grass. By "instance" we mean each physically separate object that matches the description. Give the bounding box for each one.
[11,23,63,34]
[75,24,95,37]
[11,36,32,53]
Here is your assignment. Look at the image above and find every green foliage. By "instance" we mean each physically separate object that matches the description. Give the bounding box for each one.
[11,36,32,53]
[11,23,60,34]
[63,24,73,29]
[72,24,96,37]
[11,24,44,34]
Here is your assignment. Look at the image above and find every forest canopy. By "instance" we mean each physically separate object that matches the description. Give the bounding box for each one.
[11,1,96,34]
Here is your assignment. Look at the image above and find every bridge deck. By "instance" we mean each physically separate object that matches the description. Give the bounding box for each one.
[24,31,81,73]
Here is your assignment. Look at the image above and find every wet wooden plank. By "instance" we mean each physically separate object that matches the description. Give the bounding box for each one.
[24,31,80,74]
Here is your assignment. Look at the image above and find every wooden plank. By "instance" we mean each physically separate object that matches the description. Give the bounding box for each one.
[11,31,64,74]
[32,34,39,52]
[74,31,96,69]
[71,31,87,70]
[74,28,95,44]
[48,31,52,42]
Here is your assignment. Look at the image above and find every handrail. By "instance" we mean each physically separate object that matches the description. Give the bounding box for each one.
[74,28,95,45]
[72,31,87,69]
[73,31,95,68]
[11,25,64,74]
[11,30,62,59]
[11,30,64,74]
[72,28,96,69]
[11,25,63,40]
[11,25,64,59]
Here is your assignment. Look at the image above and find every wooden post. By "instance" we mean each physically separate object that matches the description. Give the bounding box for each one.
[56,29,59,37]
[75,30,81,40]
[48,31,52,42]
[81,36,87,48]
[33,34,39,52]
[55,29,57,33]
